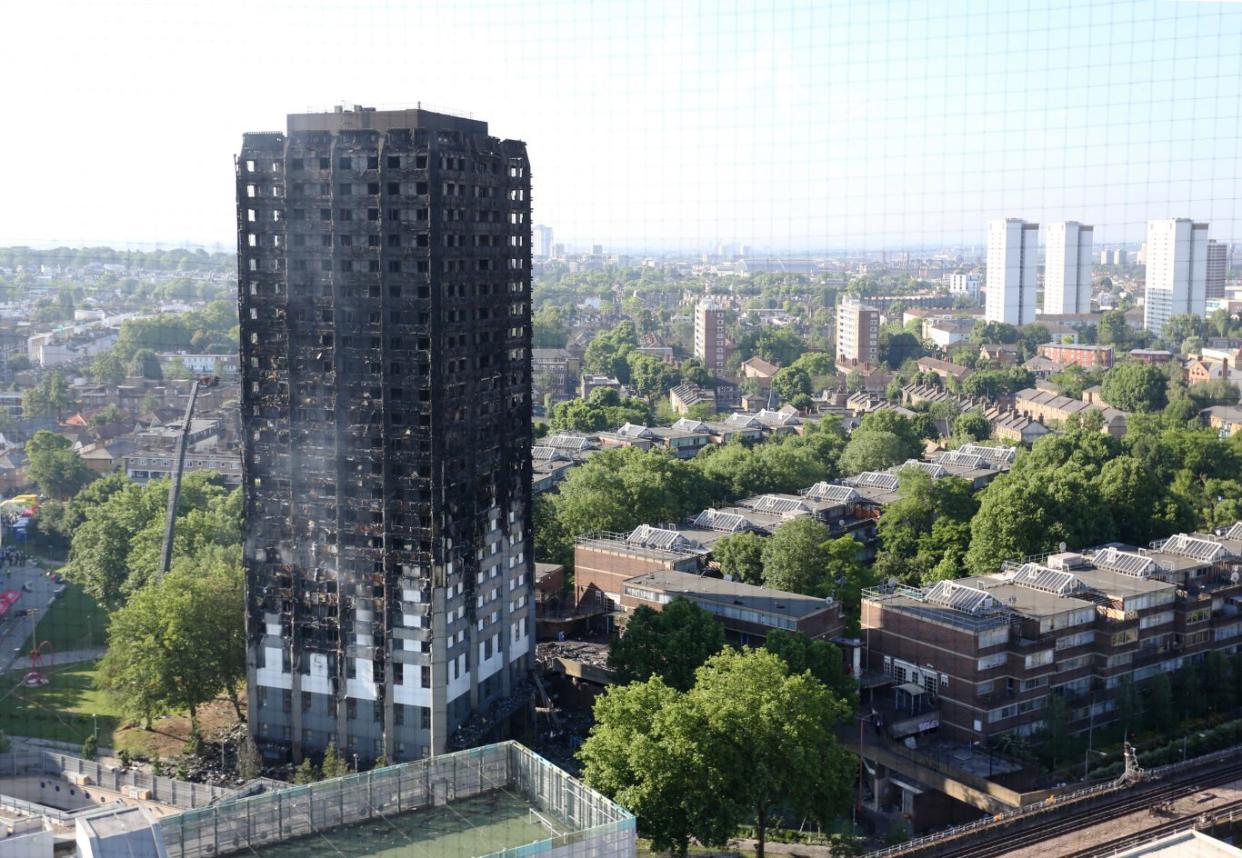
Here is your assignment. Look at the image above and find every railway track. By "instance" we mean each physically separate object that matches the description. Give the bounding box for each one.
[1068,796,1242,857]
[877,757,1242,858]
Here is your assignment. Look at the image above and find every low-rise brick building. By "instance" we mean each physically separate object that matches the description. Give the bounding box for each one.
[620,569,843,644]
[1036,343,1114,370]
[861,524,1242,744]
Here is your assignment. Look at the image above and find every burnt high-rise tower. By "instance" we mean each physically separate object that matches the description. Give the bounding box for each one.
[237,107,533,764]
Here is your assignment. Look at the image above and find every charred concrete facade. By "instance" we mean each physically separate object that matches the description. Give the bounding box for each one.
[236,107,534,765]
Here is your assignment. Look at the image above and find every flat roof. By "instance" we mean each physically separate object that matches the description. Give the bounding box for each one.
[1072,566,1174,599]
[970,577,1096,618]
[80,805,158,837]
[287,107,488,135]
[624,569,833,620]
[575,533,705,563]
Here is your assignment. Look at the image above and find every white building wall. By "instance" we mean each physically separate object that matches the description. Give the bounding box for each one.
[1144,218,1209,337]
[1044,222,1094,315]
[986,219,1039,325]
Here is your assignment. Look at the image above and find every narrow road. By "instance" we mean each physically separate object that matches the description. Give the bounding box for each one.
[9,647,105,671]
[0,563,67,674]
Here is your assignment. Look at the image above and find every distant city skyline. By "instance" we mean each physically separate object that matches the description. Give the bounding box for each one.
[3,0,1240,250]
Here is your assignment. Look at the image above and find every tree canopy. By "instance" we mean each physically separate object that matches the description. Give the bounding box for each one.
[21,371,74,420]
[712,530,766,584]
[964,416,1237,572]
[760,517,831,595]
[25,430,94,499]
[838,411,924,473]
[539,448,714,563]
[547,387,652,432]
[580,648,855,858]
[1101,362,1168,413]
[876,469,978,584]
[62,473,240,609]
[608,598,727,691]
[97,545,245,732]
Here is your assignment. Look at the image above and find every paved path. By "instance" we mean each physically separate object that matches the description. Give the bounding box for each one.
[9,647,105,671]
[0,564,63,674]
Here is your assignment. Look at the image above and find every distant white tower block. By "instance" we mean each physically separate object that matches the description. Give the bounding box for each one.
[1044,222,1094,315]
[1143,218,1208,338]
[985,219,1039,325]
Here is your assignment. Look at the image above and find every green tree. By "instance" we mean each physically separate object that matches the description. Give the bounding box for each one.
[25,430,94,499]
[89,350,128,386]
[953,410,992,442]
[967,467,1115,573]
[838,430,908,473]
[966,429,1122,572]
[1187,378,1240,408]
[1143,673,1174,733]
[760,517,830,595]
[583,321,639,381]
[608,599,726,691]
[1171,663,1204,722]
[63,475,238,609]
[1097,309,1132,349]
[580,649,855,858]
[1159,314,1204,351]
[21,370,74,419]
[322,739,350,778]
[839,411,925,473]
[961,368,1035,400]
[1035,693,1075,771]
[881,331,923,368]
[550,448,712,545]
[97,547,244,735]
[969,321,1022,346]
[712,531,766,585]
[876,470,977,580]
[531,305,569,348]
[739,327,807,367]
[1101,363,1168,413]
[1202,651,1236,714]
[823,536,874,632]
[688,649,855,858]
[1096,456,1189,544]
[128,348,163,380]
[1114,676,1143,739]
[578,678,728,855]
[771,366,812,402]
[533,494,572,568]
[763,630,857,709]
[292,758,320,784]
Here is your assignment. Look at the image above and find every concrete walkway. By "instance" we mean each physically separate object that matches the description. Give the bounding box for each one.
[0,564,65,674]
[9,647,105,671]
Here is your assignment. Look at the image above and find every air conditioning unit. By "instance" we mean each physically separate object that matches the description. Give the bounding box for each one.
[123,785,153,800]
[67,773,94,786]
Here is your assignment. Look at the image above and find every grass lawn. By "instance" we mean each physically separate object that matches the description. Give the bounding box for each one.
[35,582,109,651]
[0,658,245,760]
[0,662,121,748]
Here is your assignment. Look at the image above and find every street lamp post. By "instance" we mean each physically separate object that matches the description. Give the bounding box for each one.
[353,753,359,773]
[92,713,98,741]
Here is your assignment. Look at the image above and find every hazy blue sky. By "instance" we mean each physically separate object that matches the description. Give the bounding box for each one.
[3,0,1240,252]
